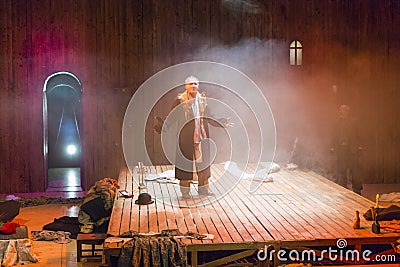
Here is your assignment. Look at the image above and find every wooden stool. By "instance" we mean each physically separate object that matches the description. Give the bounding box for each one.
[76,233,107,262]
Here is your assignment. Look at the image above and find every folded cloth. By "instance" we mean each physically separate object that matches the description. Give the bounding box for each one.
[145,174,163,181]
[0,200,20,222]
[363,205,400,221]
[42,216,80,239]
[157,178,179,184]
[0,225,28,240]
[145,170,176,181]
[0,222,20,235]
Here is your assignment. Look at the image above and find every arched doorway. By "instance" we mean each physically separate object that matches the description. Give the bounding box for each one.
[43,72,82,192]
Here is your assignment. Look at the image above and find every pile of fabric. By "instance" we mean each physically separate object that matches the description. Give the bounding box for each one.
[36,177,119,238]
[363,205,400,221]
[118,235,187,267]
[17,196,84,207]
[115,229,219,266]
[363,205,400,233]
[78,177,119,234]
[0,201,20,224]
[0,239,38,266]
[0,222,20,236]
[0,200,37,266]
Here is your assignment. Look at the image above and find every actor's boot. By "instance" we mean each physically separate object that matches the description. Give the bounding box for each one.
[180,187,190,199]
[198,185,214,196]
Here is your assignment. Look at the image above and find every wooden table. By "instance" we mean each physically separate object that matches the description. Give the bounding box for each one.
[103,164,400,266]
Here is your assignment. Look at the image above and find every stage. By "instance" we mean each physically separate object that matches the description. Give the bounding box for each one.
[103,164,400,266]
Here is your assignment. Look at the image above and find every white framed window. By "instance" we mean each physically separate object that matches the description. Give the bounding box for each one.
[290,40,302,66]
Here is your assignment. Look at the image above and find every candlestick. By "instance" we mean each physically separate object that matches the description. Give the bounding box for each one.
[136,162,147,192]
[375,193,380,209]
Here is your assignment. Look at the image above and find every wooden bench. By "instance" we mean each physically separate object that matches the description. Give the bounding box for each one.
[76,233,107,262]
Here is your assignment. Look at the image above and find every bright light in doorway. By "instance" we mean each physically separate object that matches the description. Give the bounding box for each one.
[66,144,77,155]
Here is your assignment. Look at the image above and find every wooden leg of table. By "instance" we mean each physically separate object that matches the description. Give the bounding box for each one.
[77,240,82,262]
[192,251,198,267]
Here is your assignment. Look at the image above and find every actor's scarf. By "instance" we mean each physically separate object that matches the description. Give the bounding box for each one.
[180,91,207,161]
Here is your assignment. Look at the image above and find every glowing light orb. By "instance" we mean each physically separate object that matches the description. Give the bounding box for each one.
[66,145,77,155]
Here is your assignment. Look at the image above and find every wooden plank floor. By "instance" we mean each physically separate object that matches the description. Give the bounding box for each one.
[106,163,400,258]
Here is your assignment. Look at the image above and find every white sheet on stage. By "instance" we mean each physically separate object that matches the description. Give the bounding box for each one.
[223,161,280,182]
[145,170,179,184]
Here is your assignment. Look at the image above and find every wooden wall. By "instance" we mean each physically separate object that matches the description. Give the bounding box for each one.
[0,0,399,193]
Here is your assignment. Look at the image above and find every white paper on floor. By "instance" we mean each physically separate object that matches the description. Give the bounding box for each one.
[223,161,279,182]
[145,170,178,184]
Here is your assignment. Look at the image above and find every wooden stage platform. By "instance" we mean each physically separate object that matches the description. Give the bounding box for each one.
[103,164,400,266]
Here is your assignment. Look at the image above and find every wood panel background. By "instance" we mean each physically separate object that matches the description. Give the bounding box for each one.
[0,0,399,193]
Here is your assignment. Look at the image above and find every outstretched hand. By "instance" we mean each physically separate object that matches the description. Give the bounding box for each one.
[223,117,234,128]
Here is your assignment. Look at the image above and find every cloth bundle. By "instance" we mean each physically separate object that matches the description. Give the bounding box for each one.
[363,205,400,221]
[78,177,119,233]
[0,239,38,266]
[0,223,20,235]
[31,230,72,244]
[118,236,187,267]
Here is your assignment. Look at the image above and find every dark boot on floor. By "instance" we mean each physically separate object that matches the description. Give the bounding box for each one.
[180,186,190,199]
[198,186,214,196]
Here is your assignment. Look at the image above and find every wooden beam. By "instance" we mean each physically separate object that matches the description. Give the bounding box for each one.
[199,249,257,267]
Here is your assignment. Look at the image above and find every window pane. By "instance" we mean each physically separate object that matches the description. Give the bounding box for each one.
[297,49,302,65]
[290,49,296,65]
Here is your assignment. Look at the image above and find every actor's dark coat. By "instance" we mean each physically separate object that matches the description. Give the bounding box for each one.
[170,93,224,181]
